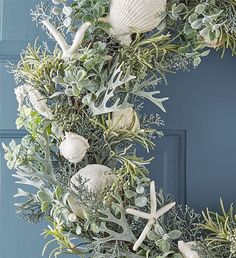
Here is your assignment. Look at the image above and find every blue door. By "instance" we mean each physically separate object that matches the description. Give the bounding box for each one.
[1,1,236,258]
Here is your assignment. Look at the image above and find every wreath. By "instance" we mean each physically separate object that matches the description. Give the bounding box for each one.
[3,0,236,257]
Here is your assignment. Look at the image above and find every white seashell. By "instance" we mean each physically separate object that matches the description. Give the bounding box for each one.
[14,84,32,111]
[70,164,116,194]
[28,88,53,119]
[59,132,89,164]
[110,107,140,131]
[67,194,87,219]
[178,241,200,258]
[108,0,167,45]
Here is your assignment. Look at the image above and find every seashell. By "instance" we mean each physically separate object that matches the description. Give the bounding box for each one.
[59,132,89,164]
[108,0,167,45]
[109,107,140,131]
[178,241,200,258]
[67,194,87,219]
[70,164,116,194]
[14,84,32,111]
[68,164,116,219]
[28,88,53,119]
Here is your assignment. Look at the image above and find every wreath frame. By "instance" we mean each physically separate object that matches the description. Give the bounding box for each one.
[3,0,236,257]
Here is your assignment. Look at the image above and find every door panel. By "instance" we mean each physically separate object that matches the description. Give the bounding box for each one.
[159,51,236,211]
[140,130,186,204]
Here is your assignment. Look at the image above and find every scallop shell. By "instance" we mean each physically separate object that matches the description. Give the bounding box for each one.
[28,88,53,119]
[178,241,200,258]
[108,0,167,45]
[59,132,90,164]
[110,107,140,131]
[70,164,116,194]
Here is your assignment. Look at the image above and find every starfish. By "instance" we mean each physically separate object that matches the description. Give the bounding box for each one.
[126,181,176,251]
[42,20,91,60]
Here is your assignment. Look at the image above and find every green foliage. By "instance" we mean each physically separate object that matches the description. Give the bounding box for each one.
[199,199,236,257]
[10,45,64,93]
[165,205,204,243]
[42,219,87,258]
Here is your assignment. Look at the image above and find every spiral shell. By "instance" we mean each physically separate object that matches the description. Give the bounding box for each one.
[178,241,200,258]
[59,132,90,163]
[28,88,53,119]
[110,107,140,131]
[71,164,116,194]
[108,0,167,45]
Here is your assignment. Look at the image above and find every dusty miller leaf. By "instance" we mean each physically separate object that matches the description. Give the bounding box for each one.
[83,64,135,116]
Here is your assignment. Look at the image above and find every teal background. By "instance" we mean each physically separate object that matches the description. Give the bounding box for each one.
[1,1,236,257]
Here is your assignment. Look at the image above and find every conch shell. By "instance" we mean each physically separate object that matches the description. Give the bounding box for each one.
[59,132,89,164]
[14,84,53,119]
[178,241,200,258]
[109,107,140,131]
[28,88,53,119]
[70,164,116,194]
[107,0,167,45]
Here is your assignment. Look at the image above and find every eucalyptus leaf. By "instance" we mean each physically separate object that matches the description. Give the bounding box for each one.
[37,191,52,203]
[155,224,165,236]
[135,196,148,207]
[125,190,136,198]
[191,19,202,30]
[136,185,145,194]
[168,230,182,240]
[156,239,170,252]
[195,4,206,14]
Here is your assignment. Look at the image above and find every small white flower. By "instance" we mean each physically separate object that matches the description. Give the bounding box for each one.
[59,132,89,163]
[178,241,200,258]
[70,164,116,194]
[109,107,140,131]
[67,213,77,222]
[62,6,73,16]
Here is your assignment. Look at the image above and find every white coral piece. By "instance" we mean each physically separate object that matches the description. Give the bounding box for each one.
[42,20,91,60]
[59,132,89,163]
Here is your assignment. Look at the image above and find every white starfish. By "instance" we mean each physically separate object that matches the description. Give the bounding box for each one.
[126,181,176,251]
[42,20,91,60]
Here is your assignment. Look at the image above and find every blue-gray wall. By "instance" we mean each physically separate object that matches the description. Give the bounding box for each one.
[1,1,236,258]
